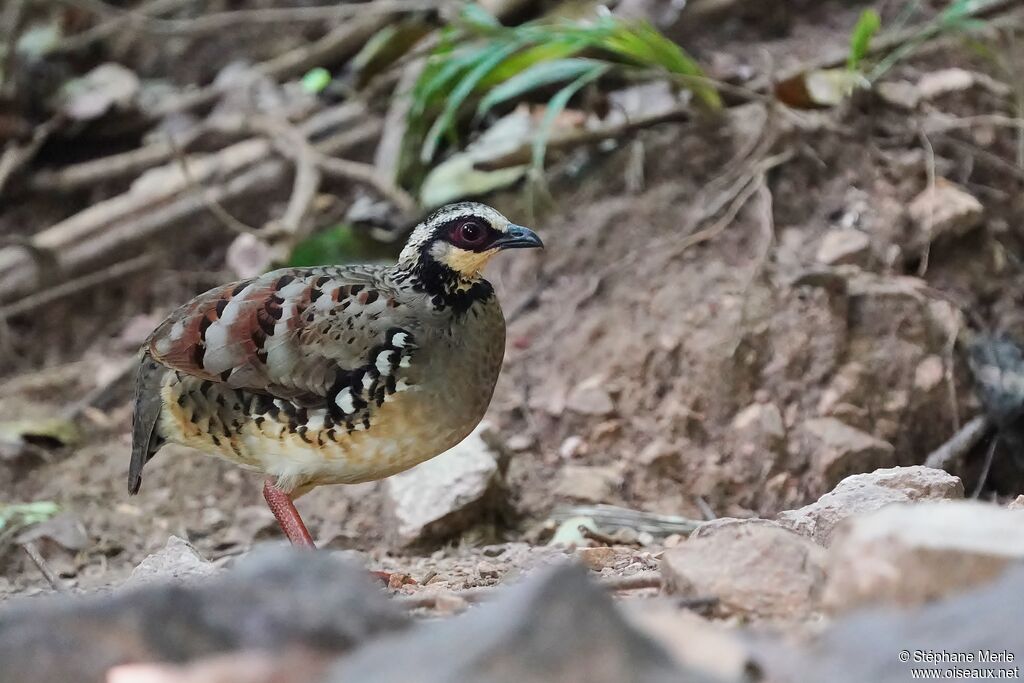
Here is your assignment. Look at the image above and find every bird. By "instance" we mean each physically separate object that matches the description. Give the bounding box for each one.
[129,202,542,548]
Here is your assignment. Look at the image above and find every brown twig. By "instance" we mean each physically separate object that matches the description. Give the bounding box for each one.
[317,156,418,215]
[0,119,58,197]
[475,106,692,172]
[50,0,197,54]
[166,134,259,236]
[57,0,443,36]
[152,16,391,118]
[21,542,66,593]
[0,253,154,320]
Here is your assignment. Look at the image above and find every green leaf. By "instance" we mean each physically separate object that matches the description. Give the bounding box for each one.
[0,501,59,533]
[477,58,603,119]
[421,39,527,163]
[413,43,494,116]
[847,9,881,71]
[301,67,332,94]
[531,63,609,170]
[481,38,589,86]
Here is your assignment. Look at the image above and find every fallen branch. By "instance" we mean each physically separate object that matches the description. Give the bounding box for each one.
[0,103,377,306]
[0,119,58,197]
[58,0,443,36]
[49,0,197,54]
[152,16,391,118]
[21,542,66,593]
[474,106,692,172]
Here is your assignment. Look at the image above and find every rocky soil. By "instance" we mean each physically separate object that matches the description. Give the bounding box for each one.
[3,0,1024,680]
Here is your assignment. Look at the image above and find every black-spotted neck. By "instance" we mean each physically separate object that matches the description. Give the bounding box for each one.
[396,258,494,315]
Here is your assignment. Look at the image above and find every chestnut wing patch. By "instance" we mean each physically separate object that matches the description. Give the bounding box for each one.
[146,267,418,406]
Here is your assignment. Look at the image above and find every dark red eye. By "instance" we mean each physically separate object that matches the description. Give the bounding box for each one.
[450,219,489,248]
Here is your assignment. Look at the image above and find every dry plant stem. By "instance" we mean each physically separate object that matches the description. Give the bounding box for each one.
[0,253,154,320]
[30,125,210,192]
[917,129,937,276]
[51,0,197,54]
[152,16,390,118]
[923,415,993,470]
[0,119,58,197]
[0,103,374,304]
[972,436,1000,498]
[58,0,443,36]
[318,156,417,215]
[21,542,66,592]
[475,106,692,172]
[167,134,259,236]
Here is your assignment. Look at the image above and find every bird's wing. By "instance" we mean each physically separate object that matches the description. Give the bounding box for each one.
[145,265,423,411]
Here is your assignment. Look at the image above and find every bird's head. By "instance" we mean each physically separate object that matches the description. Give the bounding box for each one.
[398,202,543,280]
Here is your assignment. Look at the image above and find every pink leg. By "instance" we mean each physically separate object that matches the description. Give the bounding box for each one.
[262,479,315,549]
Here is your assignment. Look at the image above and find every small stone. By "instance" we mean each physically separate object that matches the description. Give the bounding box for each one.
[1008,495,1024,510]
[824,501,1024,611]
[777,466,963,546]
[914,355,945,392]
[476,561,500,578]
[559,435,587,459]
[662,521,827,619]
[917,67,978,99]
[505,433,535,452]
[553,465,622,503]
[796,418,895,490]
[815,230,871,266]
[128,536,218,585]
[907,178,983,246]
[384,425,502,546]
[637,439,678,469]
[576,546,619,571]
[876,80,921,109]
[566,377,615,416]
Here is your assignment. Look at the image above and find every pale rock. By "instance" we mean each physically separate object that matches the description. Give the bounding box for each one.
[875,80,920,110]
[824,500,1024,610]
[1009,495,1024,510]
[128,536,218,585]
[554,465,622,503]
[384,425,502,546]
[913,355,945,392]
[777,466,963,546]
[662,521,827,619]
[505,433,535,452]
[566,376,616,416]
[815,230,871,266]
[907,179,983,246]
[576,546,620,571]
[917,67,1009,100]
[817,362,865,417]
[559,435,587,459]
[797,418,896,489]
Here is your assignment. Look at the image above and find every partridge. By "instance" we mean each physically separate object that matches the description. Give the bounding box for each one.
[129,202,542,547]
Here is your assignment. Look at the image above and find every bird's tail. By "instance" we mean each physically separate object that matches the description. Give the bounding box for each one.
[129,351,166,494]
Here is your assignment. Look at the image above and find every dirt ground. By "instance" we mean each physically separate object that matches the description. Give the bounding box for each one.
[2,0,1023,607]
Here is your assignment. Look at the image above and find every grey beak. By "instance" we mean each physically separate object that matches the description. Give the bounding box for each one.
[494,225,544,250]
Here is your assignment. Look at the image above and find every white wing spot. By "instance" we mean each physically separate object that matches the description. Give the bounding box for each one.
[335,388,355,414]
[392,332,408,348]
[376,351,395,375]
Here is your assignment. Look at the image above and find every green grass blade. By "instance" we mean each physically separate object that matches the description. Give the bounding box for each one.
[481,38,589,86]
[477,58,603,119]
[421,39,527,163]
[847,9,881,71]
[413,43,494,116]
[531,63,609,171]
